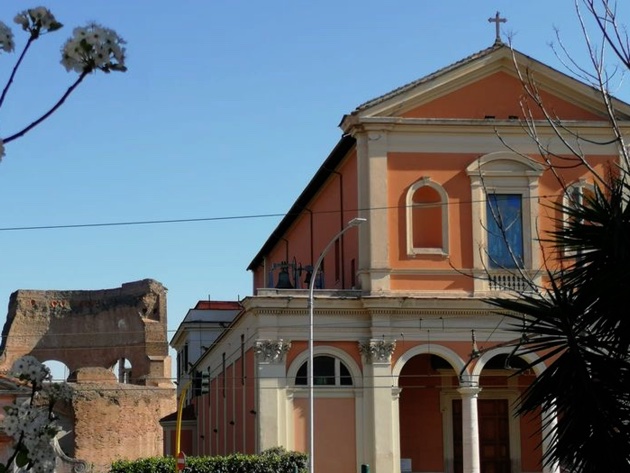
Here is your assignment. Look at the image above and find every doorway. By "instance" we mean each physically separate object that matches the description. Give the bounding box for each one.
[453,399,511,473]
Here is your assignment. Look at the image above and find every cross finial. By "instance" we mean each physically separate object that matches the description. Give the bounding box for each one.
[488,11,507,44]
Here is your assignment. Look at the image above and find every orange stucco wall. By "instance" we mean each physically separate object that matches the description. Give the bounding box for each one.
[402,71,604,121]
[387,150,615,292]
[170,428,193,456]
[521,408,543,472]
[293,397,357,473]
[399,355,449,471]
[201,347,256,456]
[388,152,475,270]
[254,149,359,292]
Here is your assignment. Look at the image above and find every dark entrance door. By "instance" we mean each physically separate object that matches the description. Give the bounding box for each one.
[453,399,511,473]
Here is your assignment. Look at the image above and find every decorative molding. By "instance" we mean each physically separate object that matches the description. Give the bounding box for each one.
[457,385,482,397]
[254,339,291,364]
[358,339,397,364]
[53,430,89,473]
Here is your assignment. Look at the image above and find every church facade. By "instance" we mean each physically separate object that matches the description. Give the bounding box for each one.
[172,40,628,473]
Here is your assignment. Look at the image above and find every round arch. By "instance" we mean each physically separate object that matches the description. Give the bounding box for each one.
[405,177,449,255]
[471,346,547,379]
[392,344,467,386]
[466,151,545,175]
[287,345,363,388]
[41,359,71,382]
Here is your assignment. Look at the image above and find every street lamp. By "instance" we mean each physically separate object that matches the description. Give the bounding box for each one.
[307,217,366,473]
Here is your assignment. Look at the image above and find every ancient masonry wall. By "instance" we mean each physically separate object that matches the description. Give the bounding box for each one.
[71,383,175,471]
[0,279,176,472]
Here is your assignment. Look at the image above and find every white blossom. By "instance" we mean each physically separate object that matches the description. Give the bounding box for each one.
[61,23,126,74]
[2,400,60,473]
[13,14,29,31]
[2,402,54,439]
[14,7,62,35]
[10,355,51,386]
[0,21,14,53]
[43,382,73,403]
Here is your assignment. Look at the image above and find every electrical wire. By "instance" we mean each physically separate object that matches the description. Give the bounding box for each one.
[0,191,570,233]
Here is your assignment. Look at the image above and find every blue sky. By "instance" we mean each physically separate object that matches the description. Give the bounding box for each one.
[0,1,627,373]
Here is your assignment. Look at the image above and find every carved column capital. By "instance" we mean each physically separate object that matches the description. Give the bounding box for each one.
[254,339,291,364]
[358,339,396,364]
[457,385,482,398]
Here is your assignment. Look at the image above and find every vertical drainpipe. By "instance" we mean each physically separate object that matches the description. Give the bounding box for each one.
[281,238,290,264]
[262,257,267,289]
[304,208,314,266]
[232,360,236,453]
[329,169,345,287]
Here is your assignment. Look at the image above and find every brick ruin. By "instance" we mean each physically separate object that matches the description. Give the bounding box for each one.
[0,279,176,472]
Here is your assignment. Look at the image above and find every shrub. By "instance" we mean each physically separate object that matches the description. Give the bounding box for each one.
[110,450,308,473]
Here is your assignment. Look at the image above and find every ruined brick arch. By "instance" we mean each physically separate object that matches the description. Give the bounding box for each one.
[0,279,171,386]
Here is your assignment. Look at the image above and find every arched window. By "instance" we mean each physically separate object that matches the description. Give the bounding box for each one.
[406,177,449,256]
[295,355,353,386]
[563,179,596,256]
[466,152,544,293]
[564,179,596,216]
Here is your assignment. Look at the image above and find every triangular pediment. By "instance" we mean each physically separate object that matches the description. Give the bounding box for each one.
[341,43,630,128]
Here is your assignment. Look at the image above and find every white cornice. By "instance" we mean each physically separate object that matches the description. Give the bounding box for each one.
[341,47,630,132]
[346,119,627,155]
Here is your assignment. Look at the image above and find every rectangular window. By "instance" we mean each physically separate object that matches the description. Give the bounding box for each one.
[486,194,524,268]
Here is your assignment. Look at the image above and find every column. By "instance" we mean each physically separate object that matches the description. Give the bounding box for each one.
[542,407,560,473]
[457,385,482,473]
[254,339,291,451]
[359,339,398,473]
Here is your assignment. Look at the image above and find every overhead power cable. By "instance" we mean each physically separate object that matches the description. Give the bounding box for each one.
[0,191,569,233]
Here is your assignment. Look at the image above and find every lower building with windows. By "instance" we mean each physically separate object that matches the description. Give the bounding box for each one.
[167,39,628,473]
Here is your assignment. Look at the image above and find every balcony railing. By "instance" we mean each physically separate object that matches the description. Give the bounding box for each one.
[488,271,530,292]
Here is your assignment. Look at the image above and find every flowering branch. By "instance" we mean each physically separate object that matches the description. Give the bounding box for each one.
[0,36,35,109]
[3,71,89,144]
[0,6,126,160]
[0,356,73,473]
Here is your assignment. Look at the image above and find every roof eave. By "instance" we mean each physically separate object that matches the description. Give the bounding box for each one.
[246,134,356,271]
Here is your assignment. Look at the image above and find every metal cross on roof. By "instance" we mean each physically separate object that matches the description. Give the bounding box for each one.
[488,11,507,44]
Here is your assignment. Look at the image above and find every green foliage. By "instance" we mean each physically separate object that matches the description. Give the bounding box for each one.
[490,176,630,472]
[110,450,308,473]
[15,450,28,468]
[110,457,175,473]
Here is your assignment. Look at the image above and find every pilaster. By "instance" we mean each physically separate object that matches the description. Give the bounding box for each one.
[254,339,291,450]
[355,130,391,293]
[359,339,398,473]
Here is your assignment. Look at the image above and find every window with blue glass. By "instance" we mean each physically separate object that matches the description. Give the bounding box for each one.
[486,194,524,268]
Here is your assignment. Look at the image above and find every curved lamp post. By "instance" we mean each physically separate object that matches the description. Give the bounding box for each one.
[307,217,366,473]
